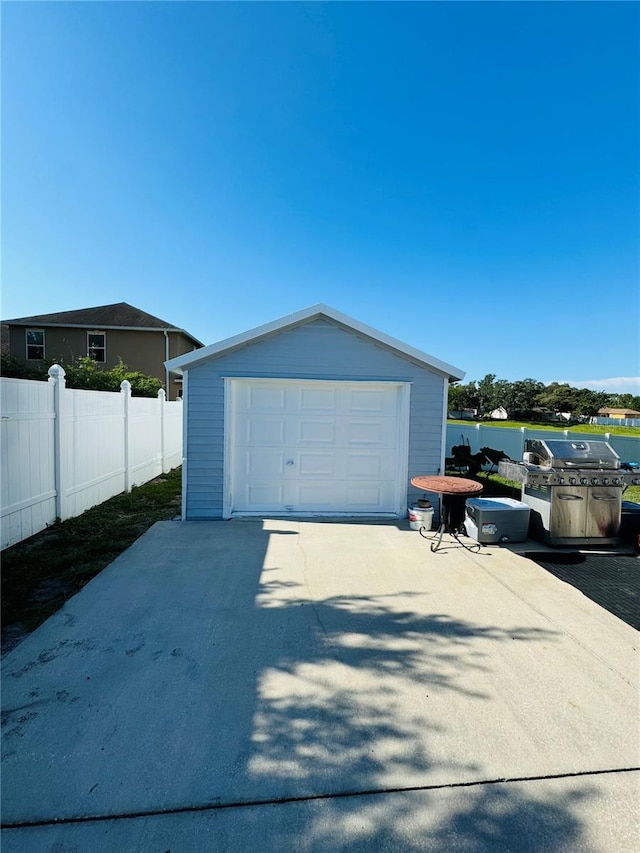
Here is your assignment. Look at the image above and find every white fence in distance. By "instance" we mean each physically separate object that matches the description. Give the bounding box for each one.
[1,367,183,549]
[591,416,640,428]
[446,423,639,469]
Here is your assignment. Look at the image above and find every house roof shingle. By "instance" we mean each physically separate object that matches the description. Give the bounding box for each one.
[2,302,203,345]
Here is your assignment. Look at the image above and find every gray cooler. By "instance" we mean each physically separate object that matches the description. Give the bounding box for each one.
[464,497,531,544]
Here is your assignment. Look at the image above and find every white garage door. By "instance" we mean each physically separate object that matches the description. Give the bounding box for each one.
[227,379,409,516]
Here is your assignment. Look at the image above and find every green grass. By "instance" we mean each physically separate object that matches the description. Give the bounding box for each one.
[444,467,640,507]
[561,423,640,437]
[1,468,182,651]
[448,419,640,437]
[474,472,520,499]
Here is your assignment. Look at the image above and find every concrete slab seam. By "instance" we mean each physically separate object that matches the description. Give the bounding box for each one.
[3,767,638,832]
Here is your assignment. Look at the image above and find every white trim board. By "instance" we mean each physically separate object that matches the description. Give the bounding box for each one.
[181,371,189,521]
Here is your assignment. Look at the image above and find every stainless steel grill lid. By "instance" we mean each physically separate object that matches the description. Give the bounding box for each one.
[524,439,621,469]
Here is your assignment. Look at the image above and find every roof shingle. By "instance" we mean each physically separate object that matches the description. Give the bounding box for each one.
[2,302,181,330]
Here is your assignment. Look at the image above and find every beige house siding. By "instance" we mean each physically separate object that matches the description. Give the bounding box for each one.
[598,408,640,420]
[6,326,199,400]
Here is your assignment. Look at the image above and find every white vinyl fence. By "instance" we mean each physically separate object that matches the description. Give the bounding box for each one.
[1,366,183,549]
[591,417,640,428]
[446,423,639,468]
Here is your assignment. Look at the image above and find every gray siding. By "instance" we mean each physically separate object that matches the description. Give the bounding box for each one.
[185,318,447,518]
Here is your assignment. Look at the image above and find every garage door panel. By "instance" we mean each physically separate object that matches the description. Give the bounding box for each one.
[242,450,285,477]
[246,385,287,412]
[292,417,397,447]
[294,450,394,480]
[297,420,336,443]
[347,484,387,508]
[290,481,393,510]
[245,416,286,444]
[346,452,383,478]
[295,483,344,507]
[230,380,404,514]
[347,388,395,414]
[347,420,397,446]
[298,387,337,411]
[245,483,285,508]
[298,452,335,476]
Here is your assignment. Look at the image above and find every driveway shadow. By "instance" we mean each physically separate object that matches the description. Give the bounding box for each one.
[2,519,616,852]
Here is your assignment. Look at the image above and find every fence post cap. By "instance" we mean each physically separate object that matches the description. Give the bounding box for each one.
[120,380,132,393]
[157,388,166,401]
[47,363,66,380]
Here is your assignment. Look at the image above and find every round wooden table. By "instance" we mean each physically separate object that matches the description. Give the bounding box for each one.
[411,475,484,552]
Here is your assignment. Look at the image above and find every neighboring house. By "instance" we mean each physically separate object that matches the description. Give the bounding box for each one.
[488,406,508,420]
[1,302,203,400]
[165,303,464,520]
[531,406,558,422]
[598,407,640,420]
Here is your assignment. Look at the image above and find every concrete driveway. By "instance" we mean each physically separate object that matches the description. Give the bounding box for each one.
[2,519,639,851]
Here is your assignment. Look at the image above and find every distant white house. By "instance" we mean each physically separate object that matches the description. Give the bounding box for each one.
[489,406,508,420]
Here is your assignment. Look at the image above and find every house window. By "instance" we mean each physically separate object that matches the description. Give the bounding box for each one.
[87,331,106,363]
[26,329,45,360]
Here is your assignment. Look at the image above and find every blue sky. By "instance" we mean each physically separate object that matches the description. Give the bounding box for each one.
[2,1,638,393]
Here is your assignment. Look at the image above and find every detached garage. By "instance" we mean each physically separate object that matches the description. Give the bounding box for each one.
[165,305,464,520]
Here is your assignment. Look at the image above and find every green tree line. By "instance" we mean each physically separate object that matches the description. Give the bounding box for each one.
[449,374,640,420]
[1,354,163,398]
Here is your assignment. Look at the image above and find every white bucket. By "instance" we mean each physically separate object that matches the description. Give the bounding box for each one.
[409,505,434,531]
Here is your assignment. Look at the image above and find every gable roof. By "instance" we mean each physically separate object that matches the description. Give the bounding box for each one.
[2,302,204,346]
[165,303,465,381]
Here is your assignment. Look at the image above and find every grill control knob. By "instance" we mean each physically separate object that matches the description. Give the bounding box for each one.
[580,477,588,486]
[612,478,621,486]
[556,476,564,484]
[601,477,609,485]
[591,477,599,485]
[568,477,576,485]
[633,478,640,486]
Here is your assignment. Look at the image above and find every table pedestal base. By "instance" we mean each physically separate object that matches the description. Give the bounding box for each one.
[419,493,481,553]
[420,521,481,553]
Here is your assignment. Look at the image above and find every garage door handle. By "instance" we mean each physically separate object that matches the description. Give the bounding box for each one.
[287,460,294,466]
